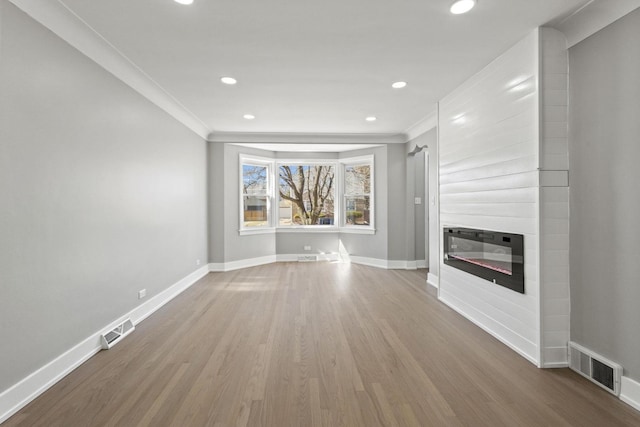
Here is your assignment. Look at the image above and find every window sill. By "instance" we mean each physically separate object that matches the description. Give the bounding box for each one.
[339,227,376,235]
[239,227,276,236]
[239,227,376,235]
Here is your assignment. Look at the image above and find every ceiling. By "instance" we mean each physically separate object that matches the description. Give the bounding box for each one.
[56,0,591,136]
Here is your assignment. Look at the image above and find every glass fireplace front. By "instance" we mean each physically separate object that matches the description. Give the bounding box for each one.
[443,227,524,293]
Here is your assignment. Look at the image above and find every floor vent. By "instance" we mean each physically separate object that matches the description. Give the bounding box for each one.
[297,255,318,262]
[569,341,622,395]
[100,318,135,350]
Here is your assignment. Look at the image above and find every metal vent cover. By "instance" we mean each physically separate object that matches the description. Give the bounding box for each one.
[569,341,622,395]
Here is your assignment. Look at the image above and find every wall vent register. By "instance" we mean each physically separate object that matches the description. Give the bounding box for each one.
[443,227,524,293]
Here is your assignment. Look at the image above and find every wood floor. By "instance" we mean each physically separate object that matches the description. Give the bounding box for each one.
[5,262,640,426]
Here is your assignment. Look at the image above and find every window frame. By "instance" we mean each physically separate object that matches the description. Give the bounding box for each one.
[239,155,275,235]
[340,155,375,234]
[238,154,375,235]
[275,159,339,231]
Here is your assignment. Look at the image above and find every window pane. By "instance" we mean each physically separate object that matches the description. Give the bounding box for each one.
[345,165,371,195]
[243,196,268,227]
[243,164,268,195]
[278,164,335,225]
[345,195,370,226]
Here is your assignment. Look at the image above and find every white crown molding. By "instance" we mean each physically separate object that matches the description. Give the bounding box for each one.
[8,0,210,140]
[403,111,438,142]
[208,132,406,144]
[0,265,209,424]
[551,0,640,48]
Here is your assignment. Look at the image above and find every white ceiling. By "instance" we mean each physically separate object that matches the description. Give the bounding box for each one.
[56,0,591,136]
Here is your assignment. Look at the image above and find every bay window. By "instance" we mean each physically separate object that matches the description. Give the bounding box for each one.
[239,154,374,233]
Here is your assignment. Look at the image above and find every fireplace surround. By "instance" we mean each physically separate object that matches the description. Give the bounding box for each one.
[443,227,524,293]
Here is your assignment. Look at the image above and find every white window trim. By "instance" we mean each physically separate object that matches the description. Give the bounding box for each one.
[238,154,375,235]
[239,154,275,234]
[339,155,375,233]
[275,159,339,229]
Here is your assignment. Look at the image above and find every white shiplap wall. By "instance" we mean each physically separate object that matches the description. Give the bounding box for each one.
[437,28,571,367]
[438,30,542,365]
[539,28,570,368]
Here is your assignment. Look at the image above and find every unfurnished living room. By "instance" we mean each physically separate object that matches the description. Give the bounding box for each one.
[2,0,640,425]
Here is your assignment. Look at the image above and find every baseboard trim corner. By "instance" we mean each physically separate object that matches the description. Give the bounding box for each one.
[427,272,439,288]
[0,265,209,424]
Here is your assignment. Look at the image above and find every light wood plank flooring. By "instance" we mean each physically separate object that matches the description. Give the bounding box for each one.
[5,262,640,426]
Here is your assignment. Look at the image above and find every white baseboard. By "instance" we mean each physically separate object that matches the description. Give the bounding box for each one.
[208,254,423,271]
[621,376,640,412]
[349,256,426,270]
[427,272,439,288]
[208,255,277,272]
[276,253,341,262]
[542,347,569,368]
[0,265,209,424]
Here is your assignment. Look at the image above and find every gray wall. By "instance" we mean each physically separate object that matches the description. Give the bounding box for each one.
[276,233,339,256]
[0,3,207,393]
[569,8,640,381]
[405,133,432,264]
[387,144,407,260]
[208,142,225,263]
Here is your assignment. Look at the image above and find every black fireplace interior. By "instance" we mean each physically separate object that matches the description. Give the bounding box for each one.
[443,227,524,293]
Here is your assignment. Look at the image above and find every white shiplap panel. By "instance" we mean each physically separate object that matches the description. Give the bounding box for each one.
[441,214,537,235]
[440,138,538,176]
[440,187,537,205]
[440,155,537,186]
[539,27,570,368]
[441,202,537,219]
[439,30,541,365]
[440,171,538,195]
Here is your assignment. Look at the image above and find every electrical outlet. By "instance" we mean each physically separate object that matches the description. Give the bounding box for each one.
[138,289,146,299]
[304,245,312,251]
[196,259,201,266]
[414,197,422,205]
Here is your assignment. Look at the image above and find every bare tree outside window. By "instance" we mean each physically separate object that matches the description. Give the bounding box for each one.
[278,165,335,225]
[242,164,269,227]
[344,164,371,226]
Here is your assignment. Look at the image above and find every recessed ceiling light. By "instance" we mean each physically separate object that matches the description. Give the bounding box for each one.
[392,81,407,89]
[365,116,377,122]
[174,0,194,5]
[220,77,237,85]
[243,114,255,120]
[450,0,476,14]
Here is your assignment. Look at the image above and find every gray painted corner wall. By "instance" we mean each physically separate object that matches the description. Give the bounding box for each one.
[208,142,225,263]
[407,129,437,270]
[414,150,427,262]
[0,3,207,392]
[568,7,640,381]
[386,144,407,260]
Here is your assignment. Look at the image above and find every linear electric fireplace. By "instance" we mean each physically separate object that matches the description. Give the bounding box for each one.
[443,227,524,293]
